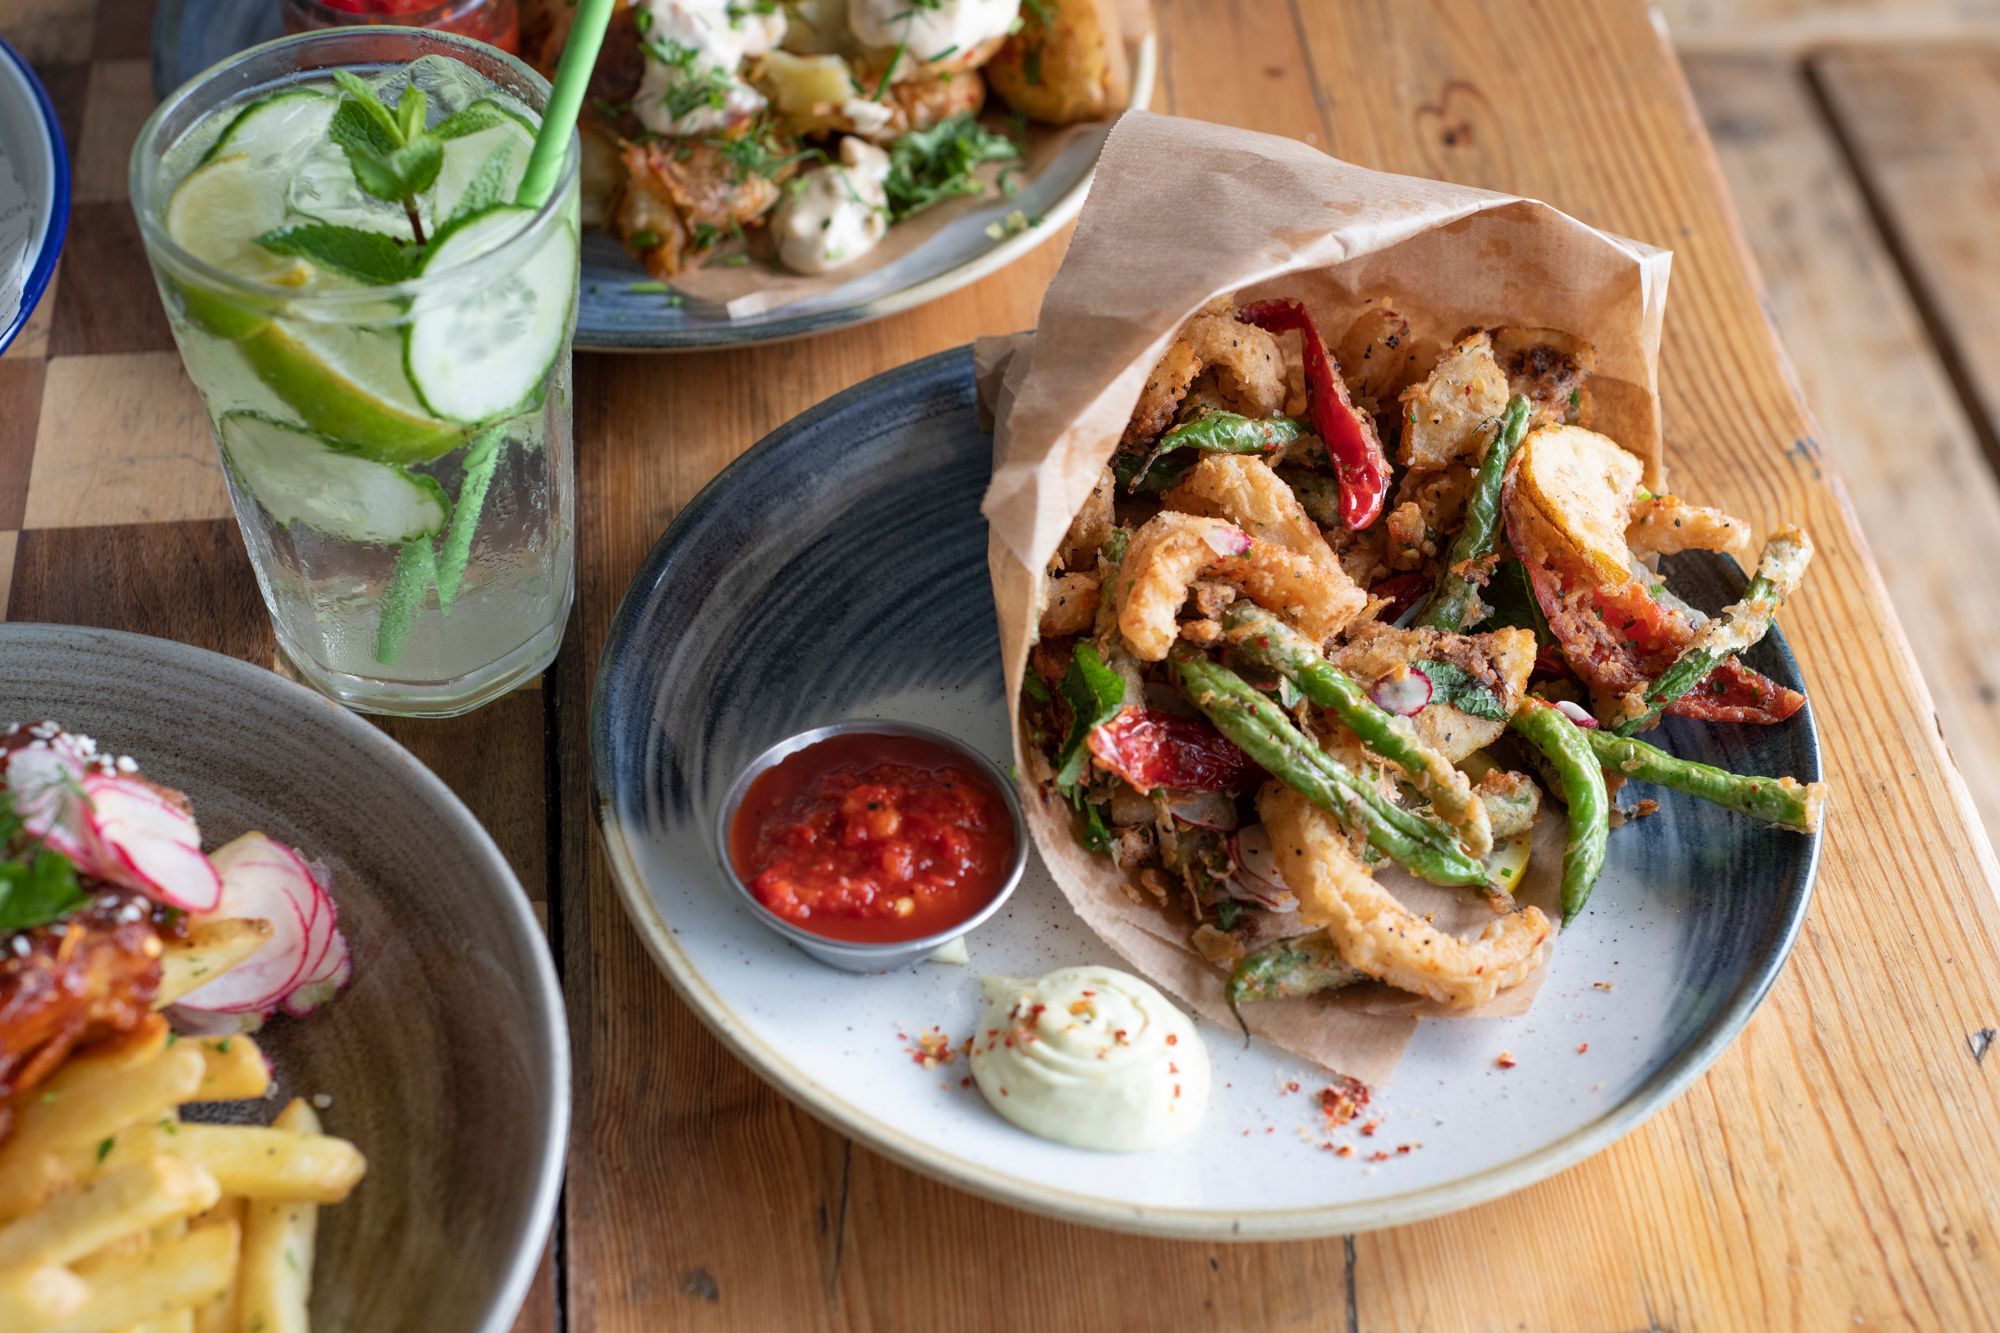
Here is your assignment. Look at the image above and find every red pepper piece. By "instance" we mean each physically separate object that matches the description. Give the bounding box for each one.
[1236,298,1390,531]
[1506,486,1805,726]
[1086,710,1261,793]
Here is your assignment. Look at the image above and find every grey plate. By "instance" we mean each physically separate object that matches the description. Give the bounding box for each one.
[0,624,567,1331]
[591,347,1823,1237]
[150,0,1156,351]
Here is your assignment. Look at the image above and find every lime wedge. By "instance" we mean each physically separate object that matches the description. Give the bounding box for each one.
[168,154,464,462]
[167,152,314,288]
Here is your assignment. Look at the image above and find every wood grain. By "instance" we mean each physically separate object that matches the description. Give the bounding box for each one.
[552,3,2000,1331]
[1686,51,2000,846]
[1813,46,2000,468]
[1660,0,2000,49]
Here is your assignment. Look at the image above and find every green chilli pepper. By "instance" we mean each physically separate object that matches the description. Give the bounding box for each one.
[1126,411,1306,491]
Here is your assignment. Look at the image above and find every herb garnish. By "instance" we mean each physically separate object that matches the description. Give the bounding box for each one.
[884,113,1021,221]
[0,788,87,933]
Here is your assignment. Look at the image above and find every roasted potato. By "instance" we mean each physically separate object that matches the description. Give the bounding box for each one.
[987,0,1130,124]
[1514,424,1644,584]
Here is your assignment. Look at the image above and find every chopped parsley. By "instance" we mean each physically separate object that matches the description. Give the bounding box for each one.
[884,113,1021,221]
[643,38,739,124]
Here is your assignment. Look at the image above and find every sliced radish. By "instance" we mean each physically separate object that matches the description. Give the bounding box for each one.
[1201,524,1251,557]
[281,931,350,1017]
[1164,789,1239,831]
[1369,668,1433,717]
[82,775,222,912]
[166,1005,272,1038]
[174,834,317,1013]
[1219,875,1297,912]
[1553,699,1601,729]
[6,736,97,861]
[1231,824,1286,894]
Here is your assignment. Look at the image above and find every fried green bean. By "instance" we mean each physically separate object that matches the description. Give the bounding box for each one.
[1221,603,1493,857]
[1225,928,1368,1043]
[1415,395,1533,632]
[1585,729,1825,832]
[1615,526,1815,735]
[1508,700,1608,923]
[1168,649,1489,888]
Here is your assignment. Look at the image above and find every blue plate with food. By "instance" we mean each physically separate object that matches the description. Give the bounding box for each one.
[151,0,1156,350]
[0,36,68,356]
[591,308,1823,1234]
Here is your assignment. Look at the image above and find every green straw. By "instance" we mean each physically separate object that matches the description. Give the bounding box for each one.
[376,0,611,666]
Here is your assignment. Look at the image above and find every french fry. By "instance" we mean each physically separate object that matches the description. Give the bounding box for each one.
[0,1049,205,1218]
[188,1202,242,1333]
[0,1262,88,1324]
[127,1313,196,1333]
[238,1098,321,1333]
[0,1157,218,1270]
[96,1125,363,1206]
[47,1220,237,1333]
[154,920,273,1011]
[190,1037,269,1103]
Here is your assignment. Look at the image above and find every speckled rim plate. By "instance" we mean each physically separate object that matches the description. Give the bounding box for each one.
[149,1,1154,351]
[592,347,1823,1238]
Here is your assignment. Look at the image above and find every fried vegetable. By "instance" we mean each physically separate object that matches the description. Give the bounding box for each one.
[1168,649,1490,888]
[1225,928,1367,1039]
[1223,603,1493,857]
[1508,700,1608,924]
[1625,493,1755,562]
[1513,423,1645,585]
[1492,327,1595,426]
[1038,572,1100,637]
[1614,526,1815,733]
[1086,709,1258,794]
[1259,784,1553,1010]
[1415,395,1532,632]
[1238,299,1390,530]
[987,0,1131,124]
[1585,729,1826,833]
[1397,331,1510,471]
[1128,412,1305,491]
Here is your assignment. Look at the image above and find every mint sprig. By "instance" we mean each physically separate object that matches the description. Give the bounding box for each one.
[255,224,418,284]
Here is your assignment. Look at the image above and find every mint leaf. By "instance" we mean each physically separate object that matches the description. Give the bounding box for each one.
[446,143,513,227]
[329,76,399,153]
[1054,641,1125,789]
[0,850,86,933]
[395,85,427,143]
[432,106,505,141]
[1412,659,1509,722]
[347,148,409,203]
[256,225,416,284]
[386,137,445,197]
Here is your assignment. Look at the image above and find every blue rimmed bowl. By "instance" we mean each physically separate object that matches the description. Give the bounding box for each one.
[0,37,68,355]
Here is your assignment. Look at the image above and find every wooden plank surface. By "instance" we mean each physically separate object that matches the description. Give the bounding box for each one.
[552,1,2000,1330]
[11,0,2000,1328]
[1685,50,2000,853]
[1659,0,2000,49]
[1813,47,2000,467]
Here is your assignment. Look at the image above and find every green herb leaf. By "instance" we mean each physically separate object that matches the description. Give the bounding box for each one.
[255,224,417,284]
[884,112,1020,221]
[1213,899,1242,931]
[1054,641,1125,789]
[1022,671,1053,705]
[0,849,86,933]
[1477,559,1554,648]
[1411,659,1509,722]
[395,85,427,144]
[1078,800,1113,854]
[385,136,445,198]
[345,146,410,203]
[328,88,399,158]
[432,105,505,141]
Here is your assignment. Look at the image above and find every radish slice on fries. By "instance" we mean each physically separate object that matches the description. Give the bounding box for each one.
[175,833,320,1013]
[5,735,97,861]
[82,775,222,913]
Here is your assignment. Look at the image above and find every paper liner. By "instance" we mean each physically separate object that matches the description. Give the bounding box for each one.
[977,111,1672,1083]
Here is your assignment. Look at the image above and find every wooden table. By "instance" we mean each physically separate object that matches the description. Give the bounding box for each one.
[8,0,2000,1326]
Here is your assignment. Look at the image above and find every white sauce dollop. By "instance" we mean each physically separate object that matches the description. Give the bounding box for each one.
[847,0,1020,65]
[968,966,1210,1152]
[633,0,787,137]
[770,136,891,274]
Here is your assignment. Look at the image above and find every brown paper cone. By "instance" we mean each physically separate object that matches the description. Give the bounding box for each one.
[977,111,1671,1083]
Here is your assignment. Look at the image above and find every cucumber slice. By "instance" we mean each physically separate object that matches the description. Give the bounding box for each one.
[201,89,334,167]
[221,413,449,545]
[432,101,535,224]
[404,205,577,424]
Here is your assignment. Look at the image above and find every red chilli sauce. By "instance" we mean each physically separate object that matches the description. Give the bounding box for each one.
[729,732,1014,944]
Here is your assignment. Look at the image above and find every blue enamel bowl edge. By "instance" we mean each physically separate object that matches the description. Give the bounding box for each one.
[0,36,70,357]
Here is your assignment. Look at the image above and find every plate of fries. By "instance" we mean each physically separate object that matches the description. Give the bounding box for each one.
[0,624,566,1332]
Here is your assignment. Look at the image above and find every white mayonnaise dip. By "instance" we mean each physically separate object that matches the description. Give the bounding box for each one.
[633,0,787,137]
[770,136,891,274]
[968,966,1210,1152]
[847,0,1020,65]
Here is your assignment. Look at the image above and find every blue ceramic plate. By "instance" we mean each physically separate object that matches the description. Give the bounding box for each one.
[591,347,1823,1237]
[151,0,1155,351]
[0,36,68,356]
